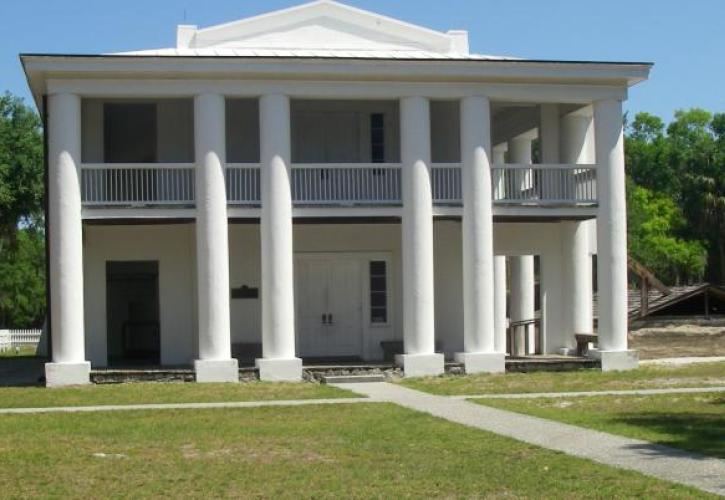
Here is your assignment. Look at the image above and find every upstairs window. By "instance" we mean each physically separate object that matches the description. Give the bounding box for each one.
[370,113,385,163]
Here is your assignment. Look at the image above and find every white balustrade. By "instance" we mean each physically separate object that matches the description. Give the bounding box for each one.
[79,162,596,208]
[81,164,195,206]
[226,164,261,205]
[431,164,463,203]
[291,163,402,205]
[491,164,597,205]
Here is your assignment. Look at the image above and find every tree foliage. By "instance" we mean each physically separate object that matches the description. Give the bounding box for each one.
[626,109,725,284]
[0,92,44,243]
[0,93,45,327]
[0,228,45,327]
[626,179,706,284]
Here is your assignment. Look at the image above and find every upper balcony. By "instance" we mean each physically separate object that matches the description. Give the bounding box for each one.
[78,98,597,216]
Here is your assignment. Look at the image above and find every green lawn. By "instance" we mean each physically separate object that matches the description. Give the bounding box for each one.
[0,403,710,498]
[474,392,725,459]
[400,362,725,395]
[0,381,357,409]
[0,346,37,358]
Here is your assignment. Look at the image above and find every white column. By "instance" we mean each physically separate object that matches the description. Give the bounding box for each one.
[193,94,238,383]
[45,93,90,387]
[508,135,536,355]
[397,96,443,377]
[492,144,507,201]
[509,255,535,355]
[594,99,637,370]
[540,104,560,163]
[560,110,595,347]
[454,95,503,373]
[257,94,302,381]
[493,255,508,354]
[562,221,593,337]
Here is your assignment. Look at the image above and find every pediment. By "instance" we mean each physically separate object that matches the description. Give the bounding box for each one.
[182,1,468,55]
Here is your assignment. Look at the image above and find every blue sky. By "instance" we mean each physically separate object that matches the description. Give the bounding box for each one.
[3,0,723,122]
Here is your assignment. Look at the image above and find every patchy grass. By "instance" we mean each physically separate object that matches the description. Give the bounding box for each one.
[0,403,709,498]
[474,392,725,459]
[400,362,725,396]
[0,381,357,409]
[0,346,37,358]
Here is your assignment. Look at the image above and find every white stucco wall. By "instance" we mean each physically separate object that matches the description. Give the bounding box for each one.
[81,219,593,364]
[83,224,197,366]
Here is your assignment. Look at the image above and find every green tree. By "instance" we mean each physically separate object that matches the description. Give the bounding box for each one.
[0,228,46,327]
[626,179,707,284]
[0,92,45,327]
[0,93,44,245]
[667,109,725,283]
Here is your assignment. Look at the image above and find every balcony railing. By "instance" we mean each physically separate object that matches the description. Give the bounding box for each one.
[80,164,195,206]
[80,163,596,209]
[226,164,261,205]
[291,164,402,205]
[431,164,463,204]
[491,164,597,205]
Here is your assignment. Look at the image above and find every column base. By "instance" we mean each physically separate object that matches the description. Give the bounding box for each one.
[395,353,444,378]
[45,361,91,387]
[589,349,639,371]
[454,352,505,374]
[194,359,239,383]
[255,357,303,382]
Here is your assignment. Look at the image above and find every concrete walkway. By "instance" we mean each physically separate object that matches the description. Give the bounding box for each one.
[333,382,725,496]
[0,397,371,415]
[449,385,725,399]
[641,356,725,366]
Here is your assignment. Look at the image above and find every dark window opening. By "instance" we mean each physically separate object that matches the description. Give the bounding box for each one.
[370,260,388,323]
[370,113,385,164]
[104,103,157,163]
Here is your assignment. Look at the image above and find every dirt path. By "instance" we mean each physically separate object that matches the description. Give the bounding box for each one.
[630,324,725,360]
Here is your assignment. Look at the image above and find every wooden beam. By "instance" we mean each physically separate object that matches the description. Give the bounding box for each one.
[628,256,670,295]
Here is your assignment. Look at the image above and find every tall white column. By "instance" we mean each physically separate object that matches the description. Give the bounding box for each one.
[257,94,302,381]
[397,96,443,377]
[492,144,507,200]
[562,221,593,337]
[454,95,504,373]
[45,93,90,387]
[493,255,508,354]
[594,99,637,370]
[540,104,560,163]
[508,135,536,355]
[560,110,595,346]
[509,255,535,355]
[193,94,238,383]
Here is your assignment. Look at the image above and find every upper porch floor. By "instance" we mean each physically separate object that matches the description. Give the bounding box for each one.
[77,96,598,218]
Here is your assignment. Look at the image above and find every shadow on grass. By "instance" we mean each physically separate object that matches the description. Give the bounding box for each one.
[616,398,725,459]
[0,357,46,387]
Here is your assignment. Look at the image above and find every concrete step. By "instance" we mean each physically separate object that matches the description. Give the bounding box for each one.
[321,374,386,384]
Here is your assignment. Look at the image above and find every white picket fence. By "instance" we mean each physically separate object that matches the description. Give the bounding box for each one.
[0,329,43,352]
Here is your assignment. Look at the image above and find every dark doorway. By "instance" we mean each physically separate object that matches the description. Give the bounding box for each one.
[106,261,160,366]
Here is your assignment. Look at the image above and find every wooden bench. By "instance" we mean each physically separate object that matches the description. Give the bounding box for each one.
[575,333,598,356]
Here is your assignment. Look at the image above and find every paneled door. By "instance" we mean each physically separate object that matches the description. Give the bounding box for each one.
[295,254,363,358]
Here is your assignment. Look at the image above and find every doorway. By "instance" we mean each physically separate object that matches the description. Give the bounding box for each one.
[295,253,364,360]
[106,261,160,366]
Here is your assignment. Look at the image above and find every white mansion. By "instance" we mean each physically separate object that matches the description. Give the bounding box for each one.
[22,1,651,386]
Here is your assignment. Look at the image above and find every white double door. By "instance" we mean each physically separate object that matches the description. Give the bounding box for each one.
[295,253,364,358]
